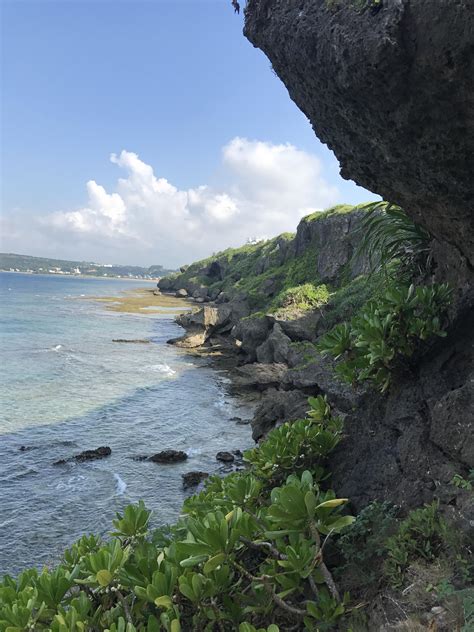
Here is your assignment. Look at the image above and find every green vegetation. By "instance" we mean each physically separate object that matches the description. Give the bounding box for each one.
[384,502,449,588]
[451,470,474,491]
[0,397,357,632]
[318,282,452,391]
[354,202,431,277]
[276,284,329,311]
[167,204,373,317]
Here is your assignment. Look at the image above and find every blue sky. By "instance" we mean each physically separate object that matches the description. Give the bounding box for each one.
[1,0,376,267]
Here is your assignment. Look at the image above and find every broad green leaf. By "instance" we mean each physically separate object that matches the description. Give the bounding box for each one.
[96,569,112,587]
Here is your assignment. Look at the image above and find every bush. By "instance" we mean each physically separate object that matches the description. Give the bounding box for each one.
[277,283,330,311]
[384,502,448,588]
[318,282,452,392]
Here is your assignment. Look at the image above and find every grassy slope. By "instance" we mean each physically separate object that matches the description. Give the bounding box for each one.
[166,204,378,319]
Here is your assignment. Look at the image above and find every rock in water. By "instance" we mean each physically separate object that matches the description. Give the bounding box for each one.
[149,450,188,464]
[216,451,235,463]
[182,471,209,489]
[112,339,150,344]
[54,446,112,465]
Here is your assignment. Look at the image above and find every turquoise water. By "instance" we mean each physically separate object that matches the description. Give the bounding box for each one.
[0,273,253,576]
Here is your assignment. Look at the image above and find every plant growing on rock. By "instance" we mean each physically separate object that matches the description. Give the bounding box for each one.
[318,282,452,391]
[276,283,330,311]
[355,201,431,277]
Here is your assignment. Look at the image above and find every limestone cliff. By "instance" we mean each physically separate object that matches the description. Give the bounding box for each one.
[244,0,474,287]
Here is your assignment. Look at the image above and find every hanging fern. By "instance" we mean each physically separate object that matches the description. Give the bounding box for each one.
[356,202,431,276]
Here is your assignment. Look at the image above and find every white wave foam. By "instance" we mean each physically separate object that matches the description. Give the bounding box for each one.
[214,394,229,410]
[114,473,127,495]
[53,345,63,352]
[147,364,176,377]
[186,447,202,457]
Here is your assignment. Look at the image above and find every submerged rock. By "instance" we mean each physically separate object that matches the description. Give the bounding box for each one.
[112,339,150,344]
[149,450,188,464]
[182,471,209,489]
[54,446,112,465]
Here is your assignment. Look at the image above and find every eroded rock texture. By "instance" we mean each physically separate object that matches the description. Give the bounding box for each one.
[244,0,474,270]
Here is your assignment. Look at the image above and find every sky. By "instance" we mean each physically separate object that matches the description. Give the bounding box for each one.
[1,0,377,268]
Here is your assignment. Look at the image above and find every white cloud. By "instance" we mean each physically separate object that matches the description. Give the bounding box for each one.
[3,138,341,267]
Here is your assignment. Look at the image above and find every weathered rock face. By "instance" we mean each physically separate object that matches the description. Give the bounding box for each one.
[244,0,474,272]
[329,306,474,510]
[295,210,372,282]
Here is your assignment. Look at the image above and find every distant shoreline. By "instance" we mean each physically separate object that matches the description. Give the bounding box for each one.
[0,270,159,283]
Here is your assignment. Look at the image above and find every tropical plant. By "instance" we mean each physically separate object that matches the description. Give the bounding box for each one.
[355,201,431,276]
[318,282,452,391]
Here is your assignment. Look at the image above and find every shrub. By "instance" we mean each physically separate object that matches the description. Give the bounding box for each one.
[318,282,452,392]
[277,283,330,311]
[384,502,448,588]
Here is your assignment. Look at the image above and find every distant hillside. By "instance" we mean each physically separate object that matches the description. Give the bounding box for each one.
[0,253,174,279]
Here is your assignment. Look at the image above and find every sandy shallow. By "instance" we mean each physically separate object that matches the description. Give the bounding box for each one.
[83,288,192,314]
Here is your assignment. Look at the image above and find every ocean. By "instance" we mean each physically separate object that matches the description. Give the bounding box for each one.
[0,272,253,577]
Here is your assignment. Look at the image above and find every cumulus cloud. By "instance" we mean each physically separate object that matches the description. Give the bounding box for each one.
[5,138,341,267]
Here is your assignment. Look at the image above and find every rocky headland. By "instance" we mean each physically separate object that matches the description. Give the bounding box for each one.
[159,204,472,520]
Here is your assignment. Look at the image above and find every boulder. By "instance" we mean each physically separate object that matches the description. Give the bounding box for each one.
[232,363,287,391]
[216,451,235,463]
[192,287,209,300]
[251,389,309,441]
[256,323,292,364]
[149,450,188,464]
[175,289,188,298]
[182,471,209,489]
[232,314,272,361]
[272,309,323,343]
[53,446,112,465]
[157,277,176,292]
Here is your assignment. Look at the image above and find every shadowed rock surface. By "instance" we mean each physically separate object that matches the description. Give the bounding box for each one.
[244,0,474,274]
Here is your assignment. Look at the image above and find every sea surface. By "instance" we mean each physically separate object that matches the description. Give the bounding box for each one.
[0,273,254,577]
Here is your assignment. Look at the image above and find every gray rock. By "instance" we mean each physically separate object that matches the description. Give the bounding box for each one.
[256,323,292,364]
[54,446,112,466]
[149,450,188,464]
[232,314,272,361]
[272,309,323,342]
[216,451,235,463]
[192,287,209,300]
[232,363,287,391]
[182,471,209,489]
[251,389,309,441]
[175,288,188,298]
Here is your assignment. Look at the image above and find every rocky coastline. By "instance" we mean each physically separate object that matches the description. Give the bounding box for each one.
[157,207,473,537]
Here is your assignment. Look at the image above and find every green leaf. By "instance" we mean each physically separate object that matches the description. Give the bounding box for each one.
[96,569,112,587]
[154,595,172,609]
[316,498,348,509]
[203,552,225,574]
